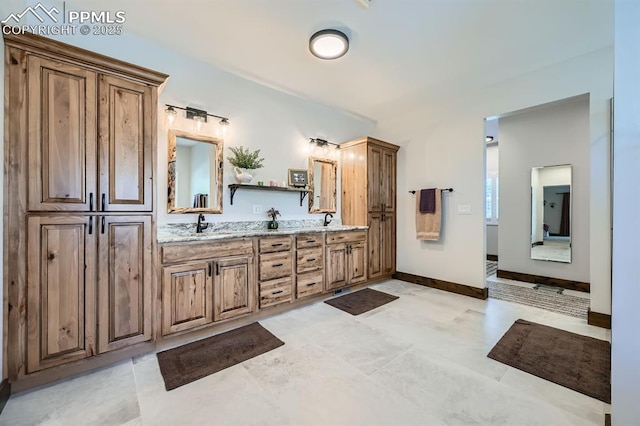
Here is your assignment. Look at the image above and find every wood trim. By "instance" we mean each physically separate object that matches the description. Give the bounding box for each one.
[3,30,168,85]
[497,269,590,292]
[486,254,498,261]
[605,413,611,426]
[531,241,544,247]
[339,136,400,152]
[0,379,10,415]
[393,271,488,300]
[588,309,612,329]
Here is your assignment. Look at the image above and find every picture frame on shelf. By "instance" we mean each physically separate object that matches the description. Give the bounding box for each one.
[288,169,308,187]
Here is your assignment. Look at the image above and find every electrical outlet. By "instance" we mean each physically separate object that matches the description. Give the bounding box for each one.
[252,205,262,214]
[457,204,472,215]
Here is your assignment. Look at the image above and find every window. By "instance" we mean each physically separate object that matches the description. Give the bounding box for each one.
[486,172,499,224]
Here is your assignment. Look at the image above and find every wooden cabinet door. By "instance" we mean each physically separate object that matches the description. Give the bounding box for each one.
[368,213,383,280]
[348,242,367,285]
[27,56,97,212]
[367,144,383,212]
[214,256,254,321]
[26,216,96,372]
[98,75,153,212]
[381,149,396,212]
[97,215,152,353]
[162,262,213,335]
[381,213,396,276]
[325,243,348,291]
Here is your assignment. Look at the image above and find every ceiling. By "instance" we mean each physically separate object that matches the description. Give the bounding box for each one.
[66,0,613,122]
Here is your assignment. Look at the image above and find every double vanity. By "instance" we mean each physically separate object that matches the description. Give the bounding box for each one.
[158,222,368,337]
[3,31,398,392]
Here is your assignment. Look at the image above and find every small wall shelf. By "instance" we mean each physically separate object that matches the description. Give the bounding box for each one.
[228,184,309,206]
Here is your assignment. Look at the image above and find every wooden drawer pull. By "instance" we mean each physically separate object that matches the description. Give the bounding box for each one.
[306,258,316,262]
[272,263,284,267]
[271,243,283,247]
[272,290,284,295]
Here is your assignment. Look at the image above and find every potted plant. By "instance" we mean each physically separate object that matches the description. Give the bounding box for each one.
[227,146,265,184]
[266,207,280,230]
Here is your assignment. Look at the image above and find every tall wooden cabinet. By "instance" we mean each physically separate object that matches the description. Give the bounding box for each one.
[4,32,167,381]
[341,137,400,281]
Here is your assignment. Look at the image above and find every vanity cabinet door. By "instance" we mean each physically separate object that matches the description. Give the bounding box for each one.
[97,216,152,353]
[27,56,97,212]
[214,255,254,321]
[347,242,367,285]
[98,75,153,212]
[162,261,213,335]
[325,243,348,291]
[368,214,383,280]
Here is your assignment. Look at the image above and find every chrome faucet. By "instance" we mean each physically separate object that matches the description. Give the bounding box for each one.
[196,214,209,233]
[323,213,333,227]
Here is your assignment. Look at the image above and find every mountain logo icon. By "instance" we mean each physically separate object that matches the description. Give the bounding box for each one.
[2,3,60,24]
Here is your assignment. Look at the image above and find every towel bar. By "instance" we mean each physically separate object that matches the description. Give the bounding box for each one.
[409,188,453,194]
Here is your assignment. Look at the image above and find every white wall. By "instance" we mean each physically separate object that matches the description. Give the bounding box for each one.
[500,99,588,282]
[612,0,640,422]
[39,27,374,226]
[376,46,612,311]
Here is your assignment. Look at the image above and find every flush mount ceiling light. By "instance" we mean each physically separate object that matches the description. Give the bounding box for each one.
[309,29,349,60]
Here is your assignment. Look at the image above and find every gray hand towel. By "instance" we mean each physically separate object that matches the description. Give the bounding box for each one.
[419,188,436,213]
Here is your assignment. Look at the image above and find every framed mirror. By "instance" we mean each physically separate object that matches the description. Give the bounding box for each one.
[167,129,223,213]
[530,164,572,263]
[308,156,337,213]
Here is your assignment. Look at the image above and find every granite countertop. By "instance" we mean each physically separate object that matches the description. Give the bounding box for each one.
[157,219,368,244]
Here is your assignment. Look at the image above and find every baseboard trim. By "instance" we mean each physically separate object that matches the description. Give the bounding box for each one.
[496,269,590,293]
[531,241,544,247]
[0,379,11,415]
[486,254,498,261]
[588,309,612,329]
[393,271,488,300]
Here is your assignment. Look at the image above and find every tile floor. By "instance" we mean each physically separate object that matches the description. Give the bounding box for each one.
[0,279,610,426]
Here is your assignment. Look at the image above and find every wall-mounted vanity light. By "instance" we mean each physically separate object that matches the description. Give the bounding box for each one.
[309,138,340,158]
[165,104,230,134]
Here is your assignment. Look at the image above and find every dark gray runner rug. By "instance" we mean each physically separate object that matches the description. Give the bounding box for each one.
[488,319,611,403]
[487,279,589,319]
[157,322,283,390]
[325,288,398,315]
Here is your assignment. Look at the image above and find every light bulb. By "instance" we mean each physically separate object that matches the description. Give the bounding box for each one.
[193,115,205,132]
[165,106,177,126]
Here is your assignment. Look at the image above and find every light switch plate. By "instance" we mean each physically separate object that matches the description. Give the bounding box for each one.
[457,204,472,215]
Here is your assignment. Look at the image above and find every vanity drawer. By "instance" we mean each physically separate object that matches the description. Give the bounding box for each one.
[325,231,367,245]
[296,247,323,273]
[296,233,323,249]
[259,277,292,308]
[296,271,324,299]
[259,236,292,253]
[259,252,292,281]
[161,238,253,264]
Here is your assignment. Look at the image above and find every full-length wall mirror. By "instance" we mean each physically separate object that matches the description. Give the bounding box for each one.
[167,129,223,213]
[530,164,572,263]
[308,156,337,213]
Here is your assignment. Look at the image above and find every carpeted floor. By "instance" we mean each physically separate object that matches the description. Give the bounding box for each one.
[486,260,498,277]
[486,280,589,319]
[485,260,588,319]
